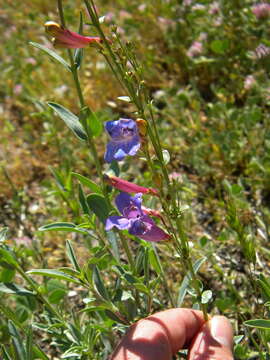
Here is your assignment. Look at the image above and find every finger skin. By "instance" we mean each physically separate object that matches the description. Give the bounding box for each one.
[188,316,234,360]
[111,308,205,360]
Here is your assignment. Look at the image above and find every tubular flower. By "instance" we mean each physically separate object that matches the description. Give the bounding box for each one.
[45,21,102,48]
[103,174,158,196]
[105,193,170,242]
[104,118,140,163]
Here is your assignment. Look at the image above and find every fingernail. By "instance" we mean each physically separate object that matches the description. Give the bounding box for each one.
[210,316,232,348]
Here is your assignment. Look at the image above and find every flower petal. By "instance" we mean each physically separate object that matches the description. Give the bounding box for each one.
[105,216,130,231]
[115,193,133,214]
[104,140,123,162]
[129,215,169,242]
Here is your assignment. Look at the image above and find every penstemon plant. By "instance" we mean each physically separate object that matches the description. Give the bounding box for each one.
[44,0,210,317]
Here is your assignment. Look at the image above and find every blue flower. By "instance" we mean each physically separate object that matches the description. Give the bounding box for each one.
[105,192,169,242]
[104,118,140,163]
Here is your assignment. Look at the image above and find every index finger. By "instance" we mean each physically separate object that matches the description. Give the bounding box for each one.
[111,308,206,360]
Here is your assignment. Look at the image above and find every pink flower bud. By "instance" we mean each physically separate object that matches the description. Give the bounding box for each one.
[45,21,102,48]
[104,174,158,196]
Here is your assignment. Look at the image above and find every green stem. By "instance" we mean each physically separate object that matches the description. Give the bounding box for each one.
[152,245,175,307]
[119,233,135,269]
[57,0,109,203]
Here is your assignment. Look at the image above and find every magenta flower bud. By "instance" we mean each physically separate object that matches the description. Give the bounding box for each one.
[45,21,102,48]
[104,174,158,196]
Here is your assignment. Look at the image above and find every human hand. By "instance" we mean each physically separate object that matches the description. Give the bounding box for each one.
[111,308,234,360]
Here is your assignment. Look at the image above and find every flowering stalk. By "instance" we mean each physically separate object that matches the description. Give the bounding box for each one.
[84,0,208,319]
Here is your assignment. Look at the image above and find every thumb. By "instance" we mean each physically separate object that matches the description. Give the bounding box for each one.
[188,315,234,360]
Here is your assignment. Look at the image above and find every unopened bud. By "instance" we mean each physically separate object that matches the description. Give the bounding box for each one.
[136,118,148,137]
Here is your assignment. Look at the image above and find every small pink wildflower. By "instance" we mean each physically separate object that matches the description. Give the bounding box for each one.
[119,10,132,20]
[187,41,203,57]
[183,0,193,6]
[209,1,220,14]
[169,172,182,182]
[138,4,147,12]
[104,174,158,196]
[25,57,37,65]
[45,21,103,48]
[244,75,256,90]
[251,43,270,59]
[14,236,32,247]
[252,3,270,19]
[14,84,23,95]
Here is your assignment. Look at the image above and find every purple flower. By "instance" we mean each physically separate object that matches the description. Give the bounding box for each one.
[105,193,170,242]
[104,118,140,163]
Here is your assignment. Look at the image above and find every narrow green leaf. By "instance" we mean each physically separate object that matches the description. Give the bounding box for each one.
[49,167,67,192]
[74,48,84,69]
[48,102,87,141]
[29,42,71,71]
[87,194,109,223]
[8,321,27,360]
[27,269,81,285]
[0,283,34,296]
[72,172,102,193]
[107,231,120,261]
[87,112,103,137]
[177,257,206,306]
[0,227,9,243]
[78,184,90,215]
[133,283,150,295]
[1,346,13,360]
[93,266,110,301]
[234,335,244,344]
[104,310,128,324]
[0,302,23,329]
[66,240,81,272]
[38,222,87,234]
[258,275,270,300]
[32,347,49,360]
[26,326,33,360]
[149,245,162,274]
[244,319,270,330]
[74,12,84,69]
